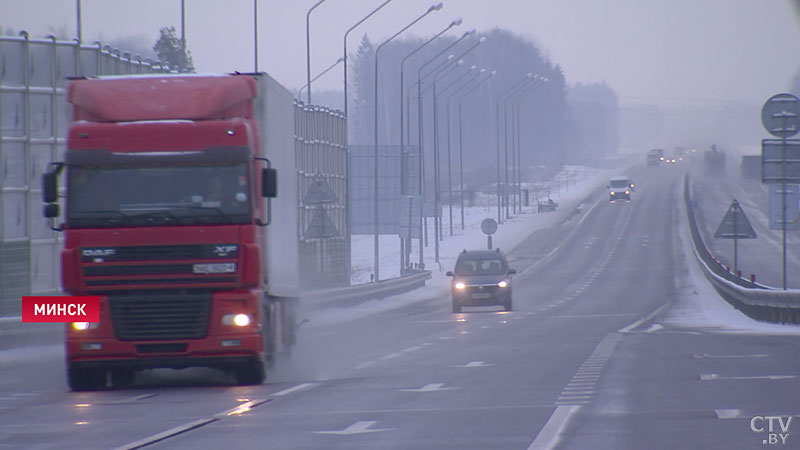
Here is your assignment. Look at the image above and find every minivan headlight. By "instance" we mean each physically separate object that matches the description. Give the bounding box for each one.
[454,282,466,290]
[497,280,508,288]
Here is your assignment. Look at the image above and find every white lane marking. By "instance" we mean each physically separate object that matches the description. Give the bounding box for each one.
[715,409,744,419]
[215,398,270,418]
[561,391,594,395]
[481,325,491,329]
[527,405,582,450]
[701,374,796,381]
[554,313,636,319]
[380,352,403,360]
[112,419,218,450]
[399,383,457,392]
[566,383,596,387]
[643,324,664,333]
[354,361,377,370]
[578,199,602,227]
[454,361,495,368]
[694,354,769,359]
[313,421,393,435]
[271,383,319,397]
[101,393,156,404]
[618,302,670,333]
[401,346,422,353]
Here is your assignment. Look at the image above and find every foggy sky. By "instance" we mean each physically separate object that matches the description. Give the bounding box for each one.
[3,0,800,112]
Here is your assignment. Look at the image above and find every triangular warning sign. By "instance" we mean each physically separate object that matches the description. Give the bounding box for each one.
[303,175,339,205]
[714,200,757,239]
[304,206,339,239]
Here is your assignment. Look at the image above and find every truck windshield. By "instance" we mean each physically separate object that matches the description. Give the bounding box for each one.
[67,163,251,228]
[609,180,630,189]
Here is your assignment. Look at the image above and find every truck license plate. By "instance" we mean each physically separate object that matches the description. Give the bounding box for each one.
[472,293,491,299]
[193,263,236,274]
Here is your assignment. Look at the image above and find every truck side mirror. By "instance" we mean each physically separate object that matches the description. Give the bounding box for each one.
[43,171,58,203]
[262,168,277,198]
[446,271,454,277]
[508,268,517,274]
[43,203,60,218]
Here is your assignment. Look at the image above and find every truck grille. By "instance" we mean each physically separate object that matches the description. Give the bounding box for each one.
[80,244,239,290]
[109,293,211,341]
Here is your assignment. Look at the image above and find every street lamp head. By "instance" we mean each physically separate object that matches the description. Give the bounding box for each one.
[428,2,444,12]
[527,72,533,77]
[470,65,477,71]
[451,18,463,27]
[463,29,476,37]
[446,54,455,60]
[456,59,464,65]
[478,36,487,43]
[479,68,486,73]
[489,70,497,76]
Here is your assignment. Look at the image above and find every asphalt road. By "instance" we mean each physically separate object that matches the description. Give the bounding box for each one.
[2,162,799,450]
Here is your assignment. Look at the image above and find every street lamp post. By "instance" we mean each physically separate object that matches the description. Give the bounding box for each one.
[306,0,329,105]
[398,18,461,271]
[452,70,495,229]
[343,0,393,119]
[298,56,344,101]
[372,2,443,282]
[494,73,533,224]
[412,29,474,265]
[512,77,547,208]
[439,66,481,236]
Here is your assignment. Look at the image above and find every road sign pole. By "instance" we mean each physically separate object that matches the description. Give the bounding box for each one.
[782,118,787,289]
[733,208,738,273]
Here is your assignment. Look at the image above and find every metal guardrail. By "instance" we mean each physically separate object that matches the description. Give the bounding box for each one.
[302,270,432,308]
[684,175,800,324]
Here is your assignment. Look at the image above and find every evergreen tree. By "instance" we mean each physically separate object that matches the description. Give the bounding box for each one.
[153,26,194,72]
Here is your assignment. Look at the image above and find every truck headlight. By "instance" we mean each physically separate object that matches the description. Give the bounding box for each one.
[71,322,99,331]
[222,313,251,327]
[625,190,630,194]
[454,282,466,290]
[497,280,508,288]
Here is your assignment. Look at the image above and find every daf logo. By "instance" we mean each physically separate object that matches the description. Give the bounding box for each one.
[478,285,484,291]
[214,245,237,256]
[82,248,115,257]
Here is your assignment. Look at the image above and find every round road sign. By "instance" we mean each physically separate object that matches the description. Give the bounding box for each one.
[762,93,800,138]
[481,218,497,235]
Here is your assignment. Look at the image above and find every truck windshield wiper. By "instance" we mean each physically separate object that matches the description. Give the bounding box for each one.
[170,205,235,223]
[127,209,181,225]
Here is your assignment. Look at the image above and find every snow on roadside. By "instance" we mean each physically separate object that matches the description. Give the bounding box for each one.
[305,165,616,325]
[662,181,800,335]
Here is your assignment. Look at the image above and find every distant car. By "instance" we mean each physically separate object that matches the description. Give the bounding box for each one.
[646,153,660,167]
[447,249,516,313]
[607,176,633,201]
[649,148,665,162]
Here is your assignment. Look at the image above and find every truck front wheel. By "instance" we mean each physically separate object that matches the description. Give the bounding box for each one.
[234,359,265,386]
[67,364,106,391]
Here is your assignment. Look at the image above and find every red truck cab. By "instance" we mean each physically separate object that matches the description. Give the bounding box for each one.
[43,75,284,390]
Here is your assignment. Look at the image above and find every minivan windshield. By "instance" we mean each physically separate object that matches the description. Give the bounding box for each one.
[609,179,630,189]
[455,257,507,276]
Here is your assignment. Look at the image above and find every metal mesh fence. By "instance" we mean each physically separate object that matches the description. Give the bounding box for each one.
[0,33,171,316]
[294,102,350,289]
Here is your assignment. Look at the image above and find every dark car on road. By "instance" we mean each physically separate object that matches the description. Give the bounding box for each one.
[447,249,516,313]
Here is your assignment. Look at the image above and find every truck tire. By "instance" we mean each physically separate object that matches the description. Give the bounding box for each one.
[234,359,265,386]
[68,364,106,391]
[111,369,136,388]
[452,300,462,314]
